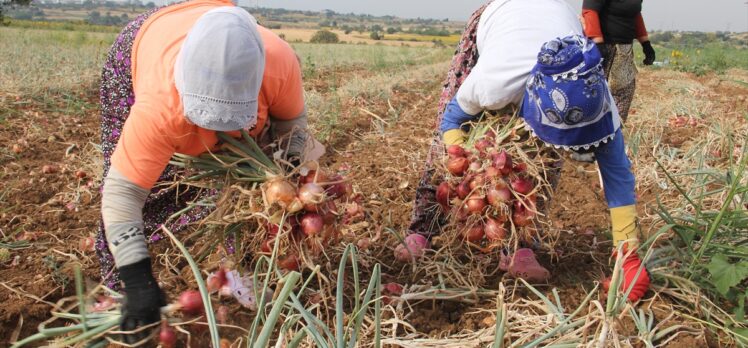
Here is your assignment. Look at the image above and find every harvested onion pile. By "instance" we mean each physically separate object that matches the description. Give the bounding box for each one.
[260,168,355,270]
[436,118,557,250]
[170,130,359,271]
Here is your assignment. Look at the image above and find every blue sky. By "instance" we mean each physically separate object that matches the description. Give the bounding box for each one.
[233,0,748,32]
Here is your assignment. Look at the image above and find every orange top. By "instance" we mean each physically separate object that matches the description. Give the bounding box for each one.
[111,0,304,189]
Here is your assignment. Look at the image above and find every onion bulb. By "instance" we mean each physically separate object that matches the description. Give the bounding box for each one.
[178,290,204,316]
[265,178,297,208]
[382,282,404,296]
[159,323,177,348]
[300,170,328,184]
[447,157,469,176]
[464,195,487,215]
[512,201,535,227]
[207,268,227,293]
[485,166,500,178]
[487,187,512,207]
[464,225,485,243]
[510,177,534,195]
[394,234,429,261]
[469,174,485,191]
[492,150,513,175]
[435,182,453,211]
[300,213,324,236]
[447,145,467,158]
[326,174,351,199]
[298,183,325,207]
[278,254,300,271]
[474,139,492,154]
[484,218,507,241]
[456,179,471,199]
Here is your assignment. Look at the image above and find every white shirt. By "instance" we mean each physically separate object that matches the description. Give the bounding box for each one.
[456,0,583,115]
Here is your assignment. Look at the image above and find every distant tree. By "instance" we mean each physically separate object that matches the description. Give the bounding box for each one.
[370,31,383,40]
[310,29,339,44]
[1,0,33,24]
[386,27,396,34]
[145,1,155,8]
[87,10,100,23]
[370,24,383,32]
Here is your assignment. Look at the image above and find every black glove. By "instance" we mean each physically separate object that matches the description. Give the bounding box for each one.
[119,258,166,344]
[641,41,655,65]
[596,42,609,61]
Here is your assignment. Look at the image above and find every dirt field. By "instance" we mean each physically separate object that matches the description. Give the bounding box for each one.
[1,28,747,346]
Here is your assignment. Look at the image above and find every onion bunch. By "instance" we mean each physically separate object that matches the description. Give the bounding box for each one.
[438,128,541,248]
[261,169,354,270]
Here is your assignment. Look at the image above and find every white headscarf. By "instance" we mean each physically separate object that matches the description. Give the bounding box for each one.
[174,7,265,131]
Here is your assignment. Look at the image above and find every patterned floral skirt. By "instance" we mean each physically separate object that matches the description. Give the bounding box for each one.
[407,2,492,238]
[96,6,215,289]
[602,43,637,122]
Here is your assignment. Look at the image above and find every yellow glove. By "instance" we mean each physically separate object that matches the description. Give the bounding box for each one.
[442,129,466,146]
[610,205,640,249]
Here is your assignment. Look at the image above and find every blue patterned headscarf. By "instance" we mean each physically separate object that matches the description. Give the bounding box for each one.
[520,35,621,151]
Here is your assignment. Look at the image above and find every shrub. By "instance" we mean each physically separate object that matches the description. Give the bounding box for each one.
[310,30,339,44]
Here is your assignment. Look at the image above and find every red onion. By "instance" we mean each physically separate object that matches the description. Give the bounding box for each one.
[325,174,351,199]
[298,183,325,206]
[447,157,469,176]
[469,161,482,172]
[487,187,512,207]
[300,169,328,184]
[512,201,534,227]
[474,139,492,155]
[464,225,485,243]
[484,218,507,241]
[265,178,297,208]
[510,177,534,195]
[260,238,274,254]
[178,290,204,316]
[469,174,485,191]
[207,268,227,293]
[485,166,501,178]
[513,163,527,172]
[278,254,300,271]
[492,150,513,175]
[78,236,95,252]
[456,179,471,199]
[267,223,281,237]
[394,234,429,261]
[436,182,453,211]
[465,195,487,215]
[382,282,404,296]
[160,323,177,348]
[300,213,324,236]
[447,145,467,158]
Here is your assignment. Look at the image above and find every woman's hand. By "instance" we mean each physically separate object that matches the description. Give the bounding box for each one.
[119,258,166,344]
[640,41,655,65]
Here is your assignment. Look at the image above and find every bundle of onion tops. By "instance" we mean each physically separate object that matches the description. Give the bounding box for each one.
[435,117,560,252]
[170,130,358,272]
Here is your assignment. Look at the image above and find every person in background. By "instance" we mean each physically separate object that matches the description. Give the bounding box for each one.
[576,0,655,162]
[96,0,309,341]
[401,0,649,302]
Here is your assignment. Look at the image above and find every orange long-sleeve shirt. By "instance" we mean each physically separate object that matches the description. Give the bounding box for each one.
[111,0,304,189]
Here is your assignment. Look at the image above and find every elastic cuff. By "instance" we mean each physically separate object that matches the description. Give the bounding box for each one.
[443,129,466,146]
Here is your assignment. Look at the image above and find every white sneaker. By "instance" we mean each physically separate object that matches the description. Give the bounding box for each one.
[570,152,595,163]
